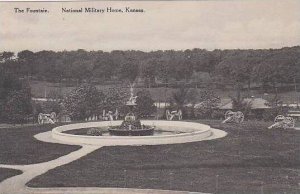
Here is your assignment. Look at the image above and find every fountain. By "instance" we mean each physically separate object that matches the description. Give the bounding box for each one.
[51,84,227,146]
[108,83,154,136]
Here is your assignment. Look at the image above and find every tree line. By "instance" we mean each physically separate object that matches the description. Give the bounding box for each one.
[0,46,299,92]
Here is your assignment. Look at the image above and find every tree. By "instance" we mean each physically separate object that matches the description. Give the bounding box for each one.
[216,52,255,100]
[93,52,115,80]
[17,50,35,76]
[102,87,128,113]
[63,84,105,120]
[135,89,156,118]
[0,71,23,121]
[3,87,32,124]
[170,85,201,118]
[0,72,23,101]
[0,72,31,123]
[140,58,158,87]
[118,59,139,83]
[156,52,173,84]
[190,49,219,74]
[171,85,189,109]
[0,51,14,62]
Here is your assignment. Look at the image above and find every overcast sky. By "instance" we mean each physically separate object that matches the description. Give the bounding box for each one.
[1,0,300,53]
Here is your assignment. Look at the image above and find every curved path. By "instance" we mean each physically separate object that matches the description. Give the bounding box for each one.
[0,145,100,194]
[0,123,226,194]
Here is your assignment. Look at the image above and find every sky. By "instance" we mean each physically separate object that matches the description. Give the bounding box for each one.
[1,0,300,53]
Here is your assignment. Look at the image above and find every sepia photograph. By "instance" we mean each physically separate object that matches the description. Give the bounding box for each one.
[0,0,299,193]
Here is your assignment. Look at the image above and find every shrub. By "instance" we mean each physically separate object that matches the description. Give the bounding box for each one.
[194,100,220,119]
[194,90,220,119]
[194,106,212,119]
[263,106,288,121]
[211,110,224,120]
[120,120,142,129]
[87,128,103,136]
[4,89,33,124]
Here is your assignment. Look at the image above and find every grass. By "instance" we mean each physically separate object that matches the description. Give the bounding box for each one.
[0,124,80,164]
[27,120,300,193]
[0,168,22,182]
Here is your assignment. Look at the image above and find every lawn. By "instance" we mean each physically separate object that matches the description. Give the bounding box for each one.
[27,120,300,193]
[0,168,22,182]
[0,124,80,164]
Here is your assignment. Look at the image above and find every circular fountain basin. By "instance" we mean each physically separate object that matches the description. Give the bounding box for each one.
[52,120,214,146]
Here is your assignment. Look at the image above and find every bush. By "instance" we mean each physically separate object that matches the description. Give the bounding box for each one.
[87,128,103,136]
[194,101,220,119]
[193,90,220,119]
[194,107,212,119]
[120,120,142,129]
[263,106,288,121]
[211,110,225,120]
[4,90,33,124]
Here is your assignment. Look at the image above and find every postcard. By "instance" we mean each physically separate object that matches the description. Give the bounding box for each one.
[0,1,299,194]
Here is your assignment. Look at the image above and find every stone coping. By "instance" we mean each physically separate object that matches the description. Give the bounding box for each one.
[52,120,212,146]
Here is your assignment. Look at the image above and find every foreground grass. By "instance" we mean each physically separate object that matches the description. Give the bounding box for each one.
[0,124,80,164]
[0,168,22,182]
[28,120,300,193]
